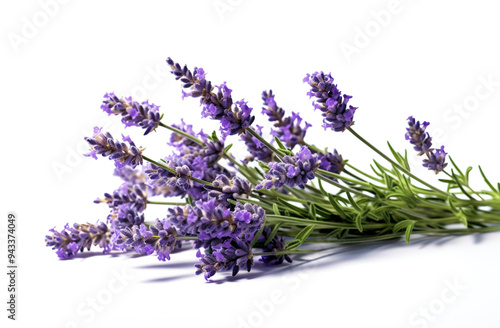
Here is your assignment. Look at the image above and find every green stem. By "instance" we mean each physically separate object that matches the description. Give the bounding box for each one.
[159,122,205,146]
[147,200,187,206]
[142,155,213,186]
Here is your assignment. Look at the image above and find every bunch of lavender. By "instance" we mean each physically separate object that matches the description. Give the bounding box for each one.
[45,57,500,281]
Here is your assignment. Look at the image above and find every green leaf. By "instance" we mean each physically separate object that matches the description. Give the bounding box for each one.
[224,143,233,153]
[346,192,361,211]
[318,179,328,196]
[448,156,464,177]
[404,221,415,243]
[251,225,266,247]
[309,203,317,220]
[328,194,349,220]
[478,165,497,193]
[274,137,286,150]
[457,209,468,227]
[392,219,416,234]
[286,225,315,250]
[272,203,281,216]
[450,170,475,200]
[354,208,370,232]
[326,228,344,238]
[264,224,281,246]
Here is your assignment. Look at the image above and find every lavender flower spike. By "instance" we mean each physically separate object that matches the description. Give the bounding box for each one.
[167,57,255,137]
[256,146,320,190]
[304,72,357,132]
[84,127,143,168]
[45,222,111,259]
[209,174,253,206]
[195,238,254,279]
[405,116,432,155]
[115,219,178,261]
[101,93,161,135]
[262,90,312,149]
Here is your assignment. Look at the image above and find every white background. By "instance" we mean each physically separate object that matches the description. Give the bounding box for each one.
[2,0,500,327]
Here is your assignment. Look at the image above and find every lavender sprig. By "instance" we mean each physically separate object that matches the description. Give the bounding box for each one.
[304,72,357,132]
[45,222,111,259]
[84,127,143,168]
[167,57,255,137]
[115,219,179,261]
[256,146,320,190]
[101,93,161,135]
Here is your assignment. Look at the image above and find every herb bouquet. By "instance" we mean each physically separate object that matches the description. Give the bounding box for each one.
[45,58,500,280]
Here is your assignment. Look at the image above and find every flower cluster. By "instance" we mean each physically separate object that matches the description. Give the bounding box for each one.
[167,57,255,137]
[115,219,178,261]
[262,90,311,149]
[167,199,264,279]
[101,93,161,135]
[208,174,253,206]
[195,238,253,279]
[405,116,448,174]
[319,149,345,176]
[168,199,265,246]
[45,222,111,259]
[256,146,320,190]
[84,127,143,168]
[304,72,357,132]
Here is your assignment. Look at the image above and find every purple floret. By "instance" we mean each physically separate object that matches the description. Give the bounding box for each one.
[423,145,448,174]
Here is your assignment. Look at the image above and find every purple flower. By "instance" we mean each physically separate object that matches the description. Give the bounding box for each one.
[101,93,161,135]
[209,174,253,207]
[319,149,345,176]
[423,146,448,174]
[84,127,143,168]
[95,182,147,212]
[200,139,225,167]
[167,57,255,137]
[168,199,265,248]
[262,90,312,149]
[256,146,320,190]
[240,125,274,163]
[405,116,432,155]
[195,251,223,280]
[304,72,357,132]
[195,238,254,279]
[144,161,193,191]
[115,219,178,261]
[112,203,145,229]
[45,222,111,259]
[258,226,292,265]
